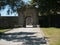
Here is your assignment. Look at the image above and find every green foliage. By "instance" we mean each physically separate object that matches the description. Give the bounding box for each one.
[32,0,60,15]
[0,0,26,15]
[0,29,7,32]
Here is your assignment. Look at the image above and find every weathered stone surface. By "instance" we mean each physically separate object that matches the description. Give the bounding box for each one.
[0,28,48,45]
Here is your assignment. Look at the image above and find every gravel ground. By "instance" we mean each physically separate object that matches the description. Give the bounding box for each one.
[0,28,48,45]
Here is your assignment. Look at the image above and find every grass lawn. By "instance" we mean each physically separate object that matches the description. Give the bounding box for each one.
[0,29,7,33]
[41,27,60,45]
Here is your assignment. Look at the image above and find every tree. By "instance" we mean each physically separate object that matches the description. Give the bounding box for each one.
[0,0,26,15]
[0,0,27,28]
[31,0,60,27]
[32,0,60,15]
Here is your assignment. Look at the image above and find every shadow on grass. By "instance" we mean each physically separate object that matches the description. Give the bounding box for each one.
[0,32,47,45]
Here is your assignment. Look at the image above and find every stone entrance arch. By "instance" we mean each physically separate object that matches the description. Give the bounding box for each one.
[26,16,33,25]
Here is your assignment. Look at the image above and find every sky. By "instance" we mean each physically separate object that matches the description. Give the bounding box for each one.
[0,0,31,16]
[23,0,31,3]
[0,5,18,16]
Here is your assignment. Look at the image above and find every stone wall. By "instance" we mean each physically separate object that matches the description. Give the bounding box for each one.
[18,7,38,27]
[0,17,18,28]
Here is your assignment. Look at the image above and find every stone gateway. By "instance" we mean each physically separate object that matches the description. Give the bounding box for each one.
[18,5,38,27]
[0,5,39,28]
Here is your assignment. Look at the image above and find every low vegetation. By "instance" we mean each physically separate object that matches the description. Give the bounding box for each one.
[41,27,60,45]
[0,29,7,33]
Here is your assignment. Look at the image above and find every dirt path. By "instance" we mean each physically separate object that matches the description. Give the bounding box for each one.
[0,28,48,45]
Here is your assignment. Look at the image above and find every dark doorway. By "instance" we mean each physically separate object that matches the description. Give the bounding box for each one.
[26,16,33,25]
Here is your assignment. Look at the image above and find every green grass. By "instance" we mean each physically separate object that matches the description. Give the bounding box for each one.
[0,29,7,33]
[41,27,60,45]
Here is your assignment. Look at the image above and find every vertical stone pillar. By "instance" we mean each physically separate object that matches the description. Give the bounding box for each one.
[18,12,24,27]
[33,10,38,27]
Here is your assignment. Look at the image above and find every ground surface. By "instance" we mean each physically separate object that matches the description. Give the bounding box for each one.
[41,28,60,45]
[0,29,7,32]
[0,28,48,45]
